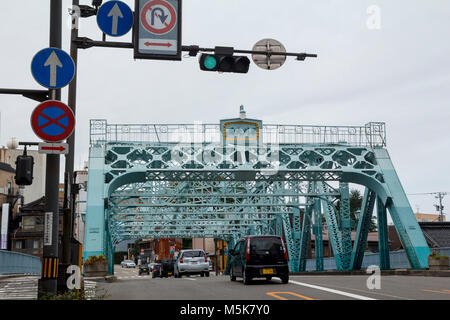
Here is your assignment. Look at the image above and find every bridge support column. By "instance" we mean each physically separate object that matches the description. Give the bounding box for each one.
[83,145,106,265]
[318,182,344,270]
[313,196,324,271]
[299,205,312,272]
[281,210,296,272]
[351,188,376,270]
[374,148,430,269]
[290,207,301,272]
[224,236,237,275]
[377,197,390,270]
[339,182,352,270]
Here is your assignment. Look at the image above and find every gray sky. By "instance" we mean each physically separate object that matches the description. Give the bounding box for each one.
[0,0,449,219]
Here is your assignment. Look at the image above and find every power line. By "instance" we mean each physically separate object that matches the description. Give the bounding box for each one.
[407,192,447,222]
[407,192,450,195]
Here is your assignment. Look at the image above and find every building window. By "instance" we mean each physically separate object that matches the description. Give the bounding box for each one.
[7,182,12,195]
[22,216,36,231]
[15,240,23,249]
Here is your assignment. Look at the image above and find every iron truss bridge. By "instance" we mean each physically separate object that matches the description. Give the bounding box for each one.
[84,112,430,274]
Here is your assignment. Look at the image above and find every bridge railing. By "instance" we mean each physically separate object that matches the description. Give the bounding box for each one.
[0,250,41,275]
[90,120,386,148]
[305,247,450,271]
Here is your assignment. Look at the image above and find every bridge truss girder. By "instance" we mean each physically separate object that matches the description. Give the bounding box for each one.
[84,138,430,275]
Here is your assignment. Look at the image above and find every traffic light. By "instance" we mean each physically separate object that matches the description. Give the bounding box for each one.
[15,154,34,186]
[199,54,250,73]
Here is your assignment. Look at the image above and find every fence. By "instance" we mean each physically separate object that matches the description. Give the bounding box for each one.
[305,247,450,271]
[0,250,41,275]
[90,119,387,148]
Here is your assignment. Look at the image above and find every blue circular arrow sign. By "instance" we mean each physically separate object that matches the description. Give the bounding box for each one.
[31,48,75,89]
[97,1,133,37]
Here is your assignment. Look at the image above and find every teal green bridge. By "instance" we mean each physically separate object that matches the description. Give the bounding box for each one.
[83,108,430,274]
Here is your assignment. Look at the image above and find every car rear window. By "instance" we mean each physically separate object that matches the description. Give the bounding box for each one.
[250,237,283,252]
[182,250,205,257]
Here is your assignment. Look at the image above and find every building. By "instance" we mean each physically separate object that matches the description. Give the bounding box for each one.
[418,222,450,248]
[0,147,46,204]
[415,213,446,222]
[74,166,88,244]
[192,238,215,255]
[9,196,64,257]
[389,222,450,251]
[0,162,21,250]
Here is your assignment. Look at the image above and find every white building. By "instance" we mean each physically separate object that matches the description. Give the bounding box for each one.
[74,162,88,244]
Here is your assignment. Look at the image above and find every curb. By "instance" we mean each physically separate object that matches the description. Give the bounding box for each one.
[83,275,117,283]
[0,274,39,280]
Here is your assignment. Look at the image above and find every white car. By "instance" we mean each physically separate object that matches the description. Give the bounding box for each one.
[174,249,210,278]
[121,260,136,268]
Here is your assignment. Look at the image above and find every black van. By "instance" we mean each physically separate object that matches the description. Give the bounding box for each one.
[229,235,289,285]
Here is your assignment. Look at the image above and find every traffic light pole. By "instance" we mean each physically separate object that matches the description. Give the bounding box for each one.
[37,0,62,298]
[61,0,80,272]
[72,37,317,61]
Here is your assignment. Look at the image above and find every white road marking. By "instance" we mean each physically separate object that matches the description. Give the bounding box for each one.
[289,280,377,300]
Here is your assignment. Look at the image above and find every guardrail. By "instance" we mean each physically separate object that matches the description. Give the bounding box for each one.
[0,250,41,275]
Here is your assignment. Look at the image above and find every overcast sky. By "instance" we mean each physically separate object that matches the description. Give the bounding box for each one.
[0,0,449,219]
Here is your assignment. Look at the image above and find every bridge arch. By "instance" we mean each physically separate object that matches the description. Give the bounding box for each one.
[83,116,430,275]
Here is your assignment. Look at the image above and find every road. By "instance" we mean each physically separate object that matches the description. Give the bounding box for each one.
[0,265,449,300]
[98,265,450,300]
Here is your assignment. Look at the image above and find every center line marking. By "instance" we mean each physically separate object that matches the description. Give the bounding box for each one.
[266,291,317,300]
[289,280,377,300]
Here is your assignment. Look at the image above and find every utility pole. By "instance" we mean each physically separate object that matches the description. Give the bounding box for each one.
[408,191,447,222]
[61,0,80,271]
[38,0,62,297]
[435,192,447,222]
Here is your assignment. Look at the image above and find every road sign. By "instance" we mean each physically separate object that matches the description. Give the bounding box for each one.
[134,0,182,60]
[252,39,287,70]
[31,100,75,142]
[97,1,134,37]
[44,212,53,246]
[38,142,69,155]
[31,48,75,89]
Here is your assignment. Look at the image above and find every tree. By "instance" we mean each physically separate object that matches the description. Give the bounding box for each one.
[336,189,377,232]
[129,238,142,261]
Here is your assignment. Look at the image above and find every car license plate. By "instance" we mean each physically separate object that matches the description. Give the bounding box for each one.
[168,272,172,275]
[262,268,274,275]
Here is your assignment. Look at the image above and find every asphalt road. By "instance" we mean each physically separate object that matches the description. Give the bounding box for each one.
[97,265,450,300]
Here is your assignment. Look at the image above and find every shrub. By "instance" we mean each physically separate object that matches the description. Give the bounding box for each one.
[84,254,108,266]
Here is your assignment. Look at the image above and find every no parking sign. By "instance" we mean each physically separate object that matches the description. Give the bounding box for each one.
[30,100,75,142]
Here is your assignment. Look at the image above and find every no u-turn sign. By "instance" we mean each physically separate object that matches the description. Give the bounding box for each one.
[134,0,182,61]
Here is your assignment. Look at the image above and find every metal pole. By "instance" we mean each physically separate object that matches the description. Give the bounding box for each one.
[62,0,79,268]
[38,0,62,298]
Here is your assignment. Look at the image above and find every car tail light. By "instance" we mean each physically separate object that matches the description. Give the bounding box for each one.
[281,238,288,260]
[246,237,251,261]
[180,257,183,264]
[204,256,208,262]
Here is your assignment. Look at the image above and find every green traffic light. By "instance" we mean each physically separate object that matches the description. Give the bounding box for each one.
[204,55,217,70]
